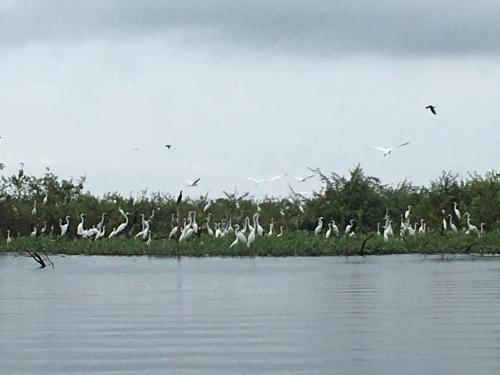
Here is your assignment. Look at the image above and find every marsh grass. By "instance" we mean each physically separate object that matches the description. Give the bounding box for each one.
[1,231,498,257]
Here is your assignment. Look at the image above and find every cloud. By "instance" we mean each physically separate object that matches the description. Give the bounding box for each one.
[1,0,500,56]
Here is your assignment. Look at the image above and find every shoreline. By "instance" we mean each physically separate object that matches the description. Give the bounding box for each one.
[1,231,498,257]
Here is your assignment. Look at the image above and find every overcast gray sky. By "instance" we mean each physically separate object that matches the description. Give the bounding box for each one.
[0,1,499,198]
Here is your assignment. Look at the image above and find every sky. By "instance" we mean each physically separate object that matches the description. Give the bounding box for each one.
[0,1,499,199]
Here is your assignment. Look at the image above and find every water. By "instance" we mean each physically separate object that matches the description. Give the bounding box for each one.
[1,254,500,375]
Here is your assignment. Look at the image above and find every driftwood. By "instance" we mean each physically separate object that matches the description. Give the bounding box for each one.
[27,251,46,268]
[27,251,54,269]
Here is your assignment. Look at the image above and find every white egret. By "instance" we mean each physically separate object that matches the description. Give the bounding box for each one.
[6,230,12,244]
[331,221,339,237]
[206,213,214,236]
[31,201,37,216]
[418,219,426,235]
[247,214,257,248]
[383,220,393,241]
[77,213,86,236]
[230,225,247,249]
[268,218,274,236]
[185,178,201,187]
[345,219,355,235]
[314,217,324,236]
[448,214,458,232]
[96,213,107,231]
[267,173,287,182]
[246,177,266,185]
[277,226,284,237]
[30,225,37,238]
[453,202,461,220]
[59,216,70,236]
[294,174,315,183]
[465,213,479,237]
[441,210,447,231]
[95,226,106,240]
[192,211,198,234]
[480,223,486,237]
[113,211,130,237]
[255,213,264,236]
[203,200,212,212]
[42,191,48,206]
[325,222,332,239]
[372,141,410,157]
[404,205,411,220]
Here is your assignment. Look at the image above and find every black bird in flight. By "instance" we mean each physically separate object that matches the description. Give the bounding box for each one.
[165,144,172,149]
[425,105,437,115]
[176,190,183,206]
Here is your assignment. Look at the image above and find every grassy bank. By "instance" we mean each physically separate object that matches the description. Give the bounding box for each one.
[1,231,499,257]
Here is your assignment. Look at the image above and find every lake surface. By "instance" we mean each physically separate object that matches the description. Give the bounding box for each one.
[1,254,500,374]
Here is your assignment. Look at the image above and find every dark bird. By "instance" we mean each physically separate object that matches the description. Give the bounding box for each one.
[176,190,183,206]
[18,162,24,178]
[425,105,437,115]
[165,144,172,149]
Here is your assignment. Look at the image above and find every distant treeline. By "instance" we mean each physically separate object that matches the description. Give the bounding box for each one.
[0,165,498,238]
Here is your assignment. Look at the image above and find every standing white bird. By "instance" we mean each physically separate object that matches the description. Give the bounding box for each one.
[42,191,48,206]
[441,210,447,231]
[268,218,274,236]
[325,222,332,239]
[230,225,247,249]
[31,201,37,216]
[276,226,284,237]
[372,141,410,157]
[453,202,461,220]
[192,211,198,234]
[314,217,324,236]
[206,213,214,236]
[112,211,130,237]
[96,213,107,232]
[404,205,411,220]
[247,214,258,248]
[203,200,212,212]
[331,221,339,237]
[345,219,355,235]
[95,226,106,240]
[77,213,86,236]
[255,213,264,236]
[464,212,479,237]
[59,216,70,236]
[480,223,486,237]
[6,229,12,244]
[185,178,201,187]
[448,214,458,232]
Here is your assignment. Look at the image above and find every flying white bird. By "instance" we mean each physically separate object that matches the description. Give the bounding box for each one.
[372,141,410,157]
[246,177,267,185]
[267,173,287,182]
[294,174,315,183]
[186,178,201,187]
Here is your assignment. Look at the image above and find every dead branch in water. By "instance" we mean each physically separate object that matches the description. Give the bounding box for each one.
[27,251,46,268]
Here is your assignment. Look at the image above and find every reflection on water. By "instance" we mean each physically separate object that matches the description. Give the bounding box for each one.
[1,254,500,374]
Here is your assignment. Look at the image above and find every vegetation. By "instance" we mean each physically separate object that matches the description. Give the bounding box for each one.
[0,165,498,256]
